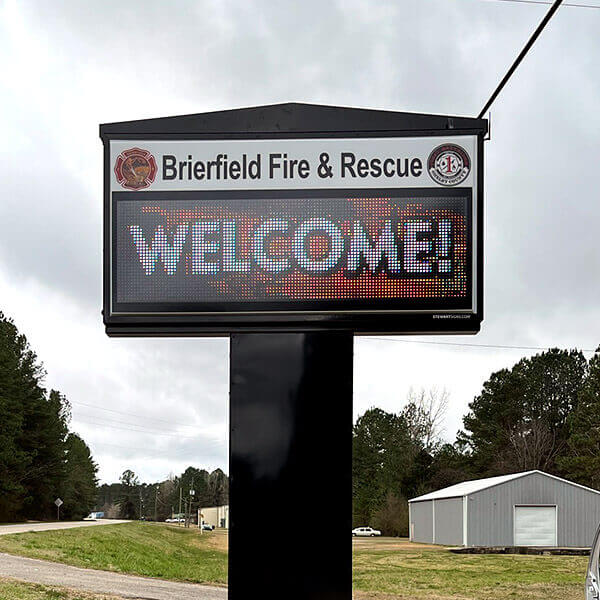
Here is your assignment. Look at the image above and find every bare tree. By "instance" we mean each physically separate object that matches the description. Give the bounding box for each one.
[402,387,450,451]
[498,419,561,473]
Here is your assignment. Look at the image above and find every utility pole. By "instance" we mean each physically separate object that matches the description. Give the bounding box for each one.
[139,489,143,520]
[154,487,159,523]
[188,476,195,529]
[179,486,183,527]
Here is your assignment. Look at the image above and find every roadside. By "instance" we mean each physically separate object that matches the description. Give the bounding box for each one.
[0,522,227,585]
[0,576,122,600]
[0,520,129,536]
[0,556,226,600]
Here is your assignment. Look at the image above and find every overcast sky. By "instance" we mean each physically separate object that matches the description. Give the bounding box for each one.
[1,0,599,484]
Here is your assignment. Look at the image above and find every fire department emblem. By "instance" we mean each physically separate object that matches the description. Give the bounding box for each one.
[114,148,157,190]
[427,144,471,187]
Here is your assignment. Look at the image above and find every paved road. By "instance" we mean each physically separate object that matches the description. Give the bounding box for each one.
[0,553,227,600]
[0,520,130,536]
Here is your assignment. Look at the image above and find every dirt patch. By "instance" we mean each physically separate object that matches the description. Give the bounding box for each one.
[353,537,439,551]
[190,528,228,552]
[205,529,229,552]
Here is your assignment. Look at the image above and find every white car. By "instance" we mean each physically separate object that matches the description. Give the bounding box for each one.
[352,526,381,537]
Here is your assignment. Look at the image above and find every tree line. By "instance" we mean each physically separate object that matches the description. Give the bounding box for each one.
[353,348,600,536]
[4,307,600,535]
[96,466,229,522]
[0,313,98,522]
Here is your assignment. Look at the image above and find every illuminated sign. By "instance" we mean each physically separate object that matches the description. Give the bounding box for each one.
[115,192,470,307]
[101,105,485,334]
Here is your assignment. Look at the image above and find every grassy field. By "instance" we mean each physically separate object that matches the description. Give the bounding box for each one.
[0,524,589,599]
[0,522,227,586]
[352,538,587,600]
[0,577,119,600]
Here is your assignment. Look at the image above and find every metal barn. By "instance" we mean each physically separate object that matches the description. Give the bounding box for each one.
[409,470,600,548]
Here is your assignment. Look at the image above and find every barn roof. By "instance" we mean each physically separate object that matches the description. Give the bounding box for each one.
[409,470,600,502]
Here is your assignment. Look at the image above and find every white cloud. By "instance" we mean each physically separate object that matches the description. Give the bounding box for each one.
[1,0,598,483]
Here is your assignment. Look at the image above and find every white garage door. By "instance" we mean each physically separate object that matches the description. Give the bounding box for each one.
[514,506,557,546]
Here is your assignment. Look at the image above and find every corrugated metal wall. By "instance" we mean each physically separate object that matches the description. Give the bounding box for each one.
[467,472,600,547]
[410,498,463,545]
[434,498,463,545]
[410,500,433,543]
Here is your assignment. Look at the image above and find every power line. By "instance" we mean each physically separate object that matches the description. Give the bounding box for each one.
[72,416,216,440]
[71,410,225,443]
[73,412,195,437]
[70,399,203,429]
[72,409,192,435]
[477,0,564,118]
[364,337,597,353]
[87,440,224,459]
[91,440,163,452]
[479,0,600,8]
[87,440,175,454]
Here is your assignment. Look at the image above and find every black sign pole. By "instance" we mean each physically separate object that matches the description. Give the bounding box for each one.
[229,332,353,600]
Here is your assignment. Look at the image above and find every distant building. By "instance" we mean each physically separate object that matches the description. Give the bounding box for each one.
[201,505,229,529]
[409,470,600,548]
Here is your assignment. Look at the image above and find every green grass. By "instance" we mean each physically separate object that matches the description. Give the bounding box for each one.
[353,541,588,600]
[0,522,227,586]
[0,526,589,599]
[0,577,118,600]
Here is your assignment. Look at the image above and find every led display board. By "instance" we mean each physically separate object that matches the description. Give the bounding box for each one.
[101,104,486,335]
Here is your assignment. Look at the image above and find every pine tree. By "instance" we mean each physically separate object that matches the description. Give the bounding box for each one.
[0,314,30,521]
[118,470,140,519]
[61,434,98,520]
[559,350,600,487]
[459,349,587,476]
[20,390,70,520]
[0,311,98,522]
